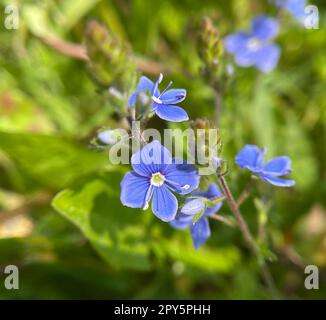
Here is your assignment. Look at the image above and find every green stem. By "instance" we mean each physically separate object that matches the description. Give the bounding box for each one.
[217,174,278,296]
[209,213,235,227]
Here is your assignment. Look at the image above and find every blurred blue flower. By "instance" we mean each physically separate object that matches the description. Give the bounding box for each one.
[128,73,189,122]
[235,144,295,187]
[120,140,200,222]
[224,16,280,72]
[274,0,306,22]
[170,184,223,249]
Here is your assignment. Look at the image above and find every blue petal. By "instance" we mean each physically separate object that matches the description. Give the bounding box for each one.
[155,104,189,122]
[275,0,306,21]
[234,46,257,67]
[254,44,280,72]
[203,183,223,199]
[170,213,193,230]
[190,217,211,249]
[286,0,306,21]
[181,199,205,215]
[201,184,223,216]
[163,160,200,195]
[259,174,295,187]
[131,140,172,176]
[235,144,265,172]
[129,76,154,107]
[160,89,186,104]
[224,32,250,54]
[251,16,279,41]
[151,185,178,222]
[120,172,150,208]
[262,156,292,176]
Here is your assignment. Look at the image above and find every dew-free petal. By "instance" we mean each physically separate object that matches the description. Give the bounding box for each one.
[155,104,189,122]
[224,32,250,54]
[190,217,211,249]
[254,44,280,72]
[151,185,178,222]
[259,174,295,187]
[129,76,154,107]
[160,89,186,104]
[234,46,257,67]
[170,213,193,230]
[120,172,151,208]
[201,184,223,216]
[131,140,172,176]
[181,199,206,215]
[235,144,265,172]
[251,16,279,41]
[262,156,292,176]
[164,161,200,195]
[275,0,306,22]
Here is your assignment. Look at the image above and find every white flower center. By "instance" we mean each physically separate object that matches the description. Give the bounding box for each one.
[247,38,262,51]
[150,172,165,187]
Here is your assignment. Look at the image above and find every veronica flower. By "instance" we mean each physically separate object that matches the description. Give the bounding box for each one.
[224,16,280,72]
[235,144,295,187]
[120,140,200,222]
[274,0,306,22]
[170,184,223,249]
[128,73,189,122]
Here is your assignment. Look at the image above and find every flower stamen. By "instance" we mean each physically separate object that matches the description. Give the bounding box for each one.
[150,172,165,187]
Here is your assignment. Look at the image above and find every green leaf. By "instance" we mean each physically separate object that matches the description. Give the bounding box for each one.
[52,171,152,271]
[160,240,240,273]
[0,131,108,189]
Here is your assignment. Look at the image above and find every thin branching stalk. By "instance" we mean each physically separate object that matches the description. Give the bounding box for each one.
[209,213,235,227]
[217,174,278,296]
[212,84,278,296]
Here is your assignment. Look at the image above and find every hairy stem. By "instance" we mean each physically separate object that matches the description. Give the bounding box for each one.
[217,174,278,296]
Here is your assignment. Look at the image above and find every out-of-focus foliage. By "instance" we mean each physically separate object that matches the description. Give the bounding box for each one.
[0,0,325,299]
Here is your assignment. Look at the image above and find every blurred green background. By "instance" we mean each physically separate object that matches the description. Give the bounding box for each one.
[0,0,325,299]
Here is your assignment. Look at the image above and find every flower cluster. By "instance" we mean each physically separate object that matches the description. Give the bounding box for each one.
[114,73,295,249]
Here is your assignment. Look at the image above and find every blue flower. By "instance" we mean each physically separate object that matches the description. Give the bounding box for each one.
[274,0,306,22]
[224,16,280,72]
[170,184,223,249]
[120,140,200,222]
[235,144,295,187]
[128,73,189,122]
